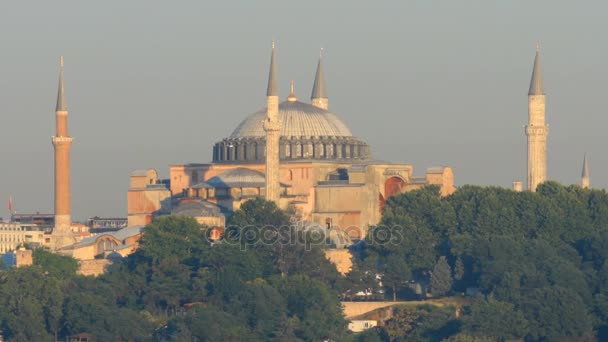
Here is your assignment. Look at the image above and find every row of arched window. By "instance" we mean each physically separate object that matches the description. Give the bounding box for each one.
[213,139,370,162]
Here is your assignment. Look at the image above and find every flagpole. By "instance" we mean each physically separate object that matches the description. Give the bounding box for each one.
[8,195,13,221]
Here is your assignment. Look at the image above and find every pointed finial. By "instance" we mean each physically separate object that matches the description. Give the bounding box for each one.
[311,50,327,100]
[56,56,67,111]
[267,41,278,96]
[582,153,589,178]
[287,80,297,102]
[528,44,544,95]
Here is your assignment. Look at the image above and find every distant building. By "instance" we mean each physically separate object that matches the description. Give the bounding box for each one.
[58,225,145,261]
[0,222,50,254]
[348,320,378,333]
[127,169,172,226]
[10,213,55,229]
[1,244,34,268]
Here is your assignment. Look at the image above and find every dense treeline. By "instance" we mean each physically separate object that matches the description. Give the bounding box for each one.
[2,183,608,341]
[0,198,347,341]
[356,182,608,341]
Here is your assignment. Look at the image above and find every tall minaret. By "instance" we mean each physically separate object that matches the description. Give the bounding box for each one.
[526,43,548,192]
[263,42,281,204]
[311,49,328,110]
[52,56,75,248]
[581,154,590,189]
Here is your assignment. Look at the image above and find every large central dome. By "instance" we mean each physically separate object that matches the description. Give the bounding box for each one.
[230,101,353,138]
[212,99,370,163]
[212,49,370,163]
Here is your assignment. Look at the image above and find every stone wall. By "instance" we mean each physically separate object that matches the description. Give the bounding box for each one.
[342,299,464,319]
[342,302,411,319]
[78,259,112,276]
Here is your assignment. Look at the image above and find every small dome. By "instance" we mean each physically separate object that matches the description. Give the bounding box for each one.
[172,200,224,217]
[230,101,353,139]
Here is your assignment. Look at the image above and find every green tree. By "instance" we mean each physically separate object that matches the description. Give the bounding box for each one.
[228,198,340,285]
[157,306,255,341]
[454,257,464,281]
[463,297,528,341]
[228,197,291,230]
[355,329,385,342]
[430,256,452,297]
[32,248,78,277]
[383,305,458,341]
[61,277,154,340]
[521,286,594,341]
[382,254,411,301]
[272,275,348,341]
[0,267,57,341]
[442,333,494,342]
[137,215,208,262]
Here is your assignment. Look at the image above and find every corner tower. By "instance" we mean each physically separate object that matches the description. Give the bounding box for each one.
[263,42,281,204]
[581,154,590,189]
[52,57,75,248]
[526,44,548,192]
[311,50,328,110]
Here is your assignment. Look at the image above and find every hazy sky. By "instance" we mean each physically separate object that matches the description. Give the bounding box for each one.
[1,1,606,221]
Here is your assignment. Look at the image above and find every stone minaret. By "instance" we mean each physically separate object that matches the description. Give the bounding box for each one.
[52,57,75,248]
[581,154,590,189]
[311,50,328,110]
[263,42,281,204]
[526,44,548,192]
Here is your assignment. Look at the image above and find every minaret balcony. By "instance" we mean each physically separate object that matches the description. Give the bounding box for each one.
[525,125,548,136]
[52,136,73,144]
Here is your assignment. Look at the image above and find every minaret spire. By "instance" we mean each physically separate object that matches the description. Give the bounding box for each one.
[263,42,281,204]
[56,56,67,111]
[581,153,590,189]
[529,42,544,95]
[267,41,278,97]
[311,48,328,110]
[525,43,549,191]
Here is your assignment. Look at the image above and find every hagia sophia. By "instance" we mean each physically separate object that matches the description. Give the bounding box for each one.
[126,45,456,239]
[1,43,593,275]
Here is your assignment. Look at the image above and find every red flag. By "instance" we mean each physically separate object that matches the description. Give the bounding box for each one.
[8,196,13,212]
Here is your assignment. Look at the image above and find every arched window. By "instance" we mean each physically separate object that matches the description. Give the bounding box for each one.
[385,177,406,198]
[285,144,292,158]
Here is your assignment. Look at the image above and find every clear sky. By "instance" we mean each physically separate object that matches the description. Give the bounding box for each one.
[1,1,606,221]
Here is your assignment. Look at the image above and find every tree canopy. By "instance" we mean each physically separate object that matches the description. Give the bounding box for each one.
[353,182,608,341]
[0,199,347,341]
[3,183,608,341]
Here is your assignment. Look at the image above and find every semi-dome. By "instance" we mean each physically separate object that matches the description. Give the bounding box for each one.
[213,101,370,163]
[230,101,353,138]
[203,168,266,188]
